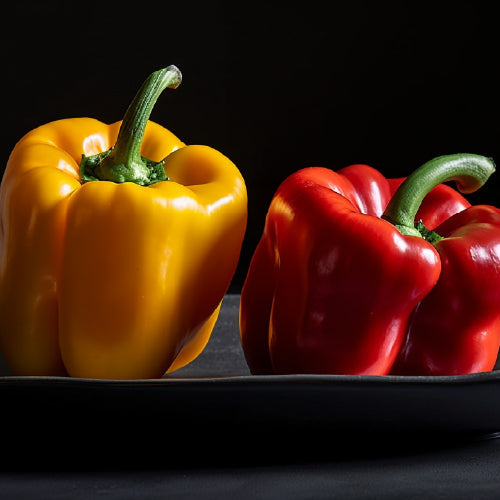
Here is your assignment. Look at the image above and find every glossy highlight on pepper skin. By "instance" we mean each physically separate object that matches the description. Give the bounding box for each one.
[0,118,247,379]
[240,157,500,376]
[239,165,444,376]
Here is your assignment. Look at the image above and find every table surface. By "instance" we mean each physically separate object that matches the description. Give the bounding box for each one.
[1,294,500,499]
[0,435,499,499]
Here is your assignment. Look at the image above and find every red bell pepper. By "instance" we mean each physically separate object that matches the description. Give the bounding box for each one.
[239,154,500,376]
[389,208,500,376]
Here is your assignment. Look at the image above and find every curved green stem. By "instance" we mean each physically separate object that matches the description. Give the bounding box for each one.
[80,65,182,186]
[382,154,495,239]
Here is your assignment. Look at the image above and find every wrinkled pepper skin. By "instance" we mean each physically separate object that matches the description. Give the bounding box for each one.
[240,156,500,376]
[0,68,247,379]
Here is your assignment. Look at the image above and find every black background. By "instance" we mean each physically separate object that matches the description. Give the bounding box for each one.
[1,1,499,291]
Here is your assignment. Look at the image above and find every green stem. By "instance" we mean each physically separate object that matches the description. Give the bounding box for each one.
[382,154,495,239]
[80,65,182,186]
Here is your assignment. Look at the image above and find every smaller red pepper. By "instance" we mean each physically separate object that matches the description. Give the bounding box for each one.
[240,154,500,376]
[382,156,500,375]
[389,205,500,375]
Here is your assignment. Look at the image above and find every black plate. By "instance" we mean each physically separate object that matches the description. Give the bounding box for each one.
[1,294,499,467]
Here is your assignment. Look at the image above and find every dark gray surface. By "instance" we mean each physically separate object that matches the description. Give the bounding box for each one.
[0,433,499,498]
[170,294,250,378]
[1,294,500,498]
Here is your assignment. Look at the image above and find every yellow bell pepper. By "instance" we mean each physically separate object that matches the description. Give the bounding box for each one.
[0,66,247,379]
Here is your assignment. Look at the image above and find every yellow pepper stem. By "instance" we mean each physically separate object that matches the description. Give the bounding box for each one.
[80,65,182,186]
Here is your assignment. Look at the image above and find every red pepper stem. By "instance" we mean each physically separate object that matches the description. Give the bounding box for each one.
[80,65,182,186]
[382,154,495,238]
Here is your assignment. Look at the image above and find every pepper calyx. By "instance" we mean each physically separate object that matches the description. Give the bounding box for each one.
[80,65,181,186]
[80,149,168,185]
[415,220,443,244]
